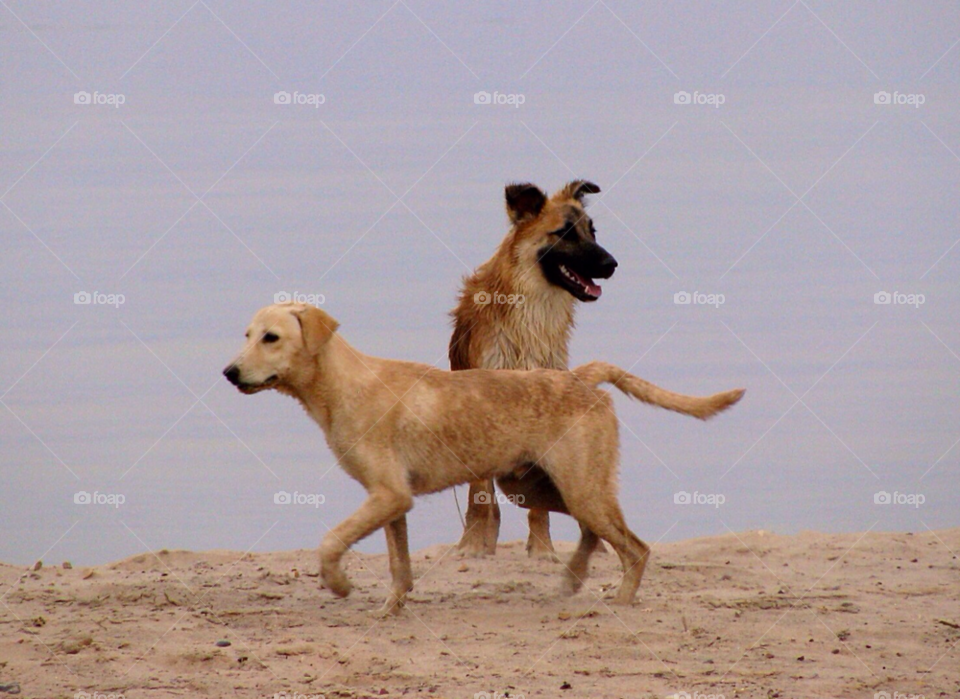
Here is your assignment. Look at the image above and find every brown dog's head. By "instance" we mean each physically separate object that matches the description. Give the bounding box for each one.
[223,303,340,394]
[504,180,617,302]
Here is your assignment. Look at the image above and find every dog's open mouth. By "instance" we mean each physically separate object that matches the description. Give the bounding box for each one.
[538,243,616,303]
[237,375,278,394]
[557,264,602,301]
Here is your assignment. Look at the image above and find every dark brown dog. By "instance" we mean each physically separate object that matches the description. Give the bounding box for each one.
[450,180,618,558]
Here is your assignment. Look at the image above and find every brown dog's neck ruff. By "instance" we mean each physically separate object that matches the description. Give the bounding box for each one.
[455,252,576,371]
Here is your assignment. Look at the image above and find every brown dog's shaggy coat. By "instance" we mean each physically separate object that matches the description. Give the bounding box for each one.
[450,180,618,558]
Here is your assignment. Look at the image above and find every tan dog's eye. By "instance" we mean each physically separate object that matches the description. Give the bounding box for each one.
[263,332,279,343]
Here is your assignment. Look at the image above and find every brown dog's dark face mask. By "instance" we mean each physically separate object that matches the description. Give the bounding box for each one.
[505,180,618,302]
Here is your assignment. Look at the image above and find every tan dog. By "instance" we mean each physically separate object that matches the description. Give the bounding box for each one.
[224,303,744,614]
[450,180,617,559]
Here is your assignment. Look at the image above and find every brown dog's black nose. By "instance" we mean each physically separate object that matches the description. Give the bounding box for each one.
[597,252,618,279]
[223,365,240,386]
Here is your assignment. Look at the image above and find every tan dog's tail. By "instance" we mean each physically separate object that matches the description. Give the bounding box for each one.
[573,361,745,420]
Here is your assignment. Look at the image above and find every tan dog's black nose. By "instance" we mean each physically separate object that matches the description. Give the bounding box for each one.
[223,365,241,385]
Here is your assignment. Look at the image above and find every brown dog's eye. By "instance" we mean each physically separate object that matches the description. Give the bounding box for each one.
[263,332,279,343]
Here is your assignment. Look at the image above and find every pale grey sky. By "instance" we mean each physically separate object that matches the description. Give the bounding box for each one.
[1,1,958,565]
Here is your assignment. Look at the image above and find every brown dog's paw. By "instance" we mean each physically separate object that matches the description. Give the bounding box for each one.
[456,531,494,558]
[526,538,560,563]
[528,548,561,563]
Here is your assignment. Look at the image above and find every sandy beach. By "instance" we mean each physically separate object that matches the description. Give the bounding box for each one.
[1,528,957,698]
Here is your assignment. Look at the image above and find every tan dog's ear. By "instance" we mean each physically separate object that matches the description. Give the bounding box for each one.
[557,180,600,203]
[292,305,340,354]
[505,182,547,224]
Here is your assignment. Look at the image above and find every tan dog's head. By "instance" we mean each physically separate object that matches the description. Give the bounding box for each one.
[505,180,617,302]
[223,303,340,394]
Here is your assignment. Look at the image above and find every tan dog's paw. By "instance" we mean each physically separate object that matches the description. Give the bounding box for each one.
[321,567,353,598]
[375,594,406,618]
[559,573,582,597]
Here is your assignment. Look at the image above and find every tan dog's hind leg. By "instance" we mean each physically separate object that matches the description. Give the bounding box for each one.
[556,476,650,605]
[320,487,413,600]
[379,515,414,616]
[606,523,650,604]
[456,479,500,557]
[561,524,600,596]
[565,509,649,605]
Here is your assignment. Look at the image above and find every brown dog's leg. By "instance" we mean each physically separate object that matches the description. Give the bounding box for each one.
[320,488,412,599]
[456,479,500,557]
[526,509,558,561]
[380,514,413,616]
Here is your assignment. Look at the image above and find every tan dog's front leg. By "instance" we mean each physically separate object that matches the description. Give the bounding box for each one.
[456,479,500,557]
[320,489,412,599]
[379,514,413,616]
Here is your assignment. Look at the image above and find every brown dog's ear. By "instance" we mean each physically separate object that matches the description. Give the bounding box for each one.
[505,182,547,224]
[557,180,601,203]
[292,305,340,355]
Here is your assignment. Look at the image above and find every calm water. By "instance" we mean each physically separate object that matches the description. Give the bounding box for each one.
[2,2,958,565]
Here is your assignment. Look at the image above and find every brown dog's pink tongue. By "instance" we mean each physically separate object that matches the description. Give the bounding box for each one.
[570,268,602,298]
